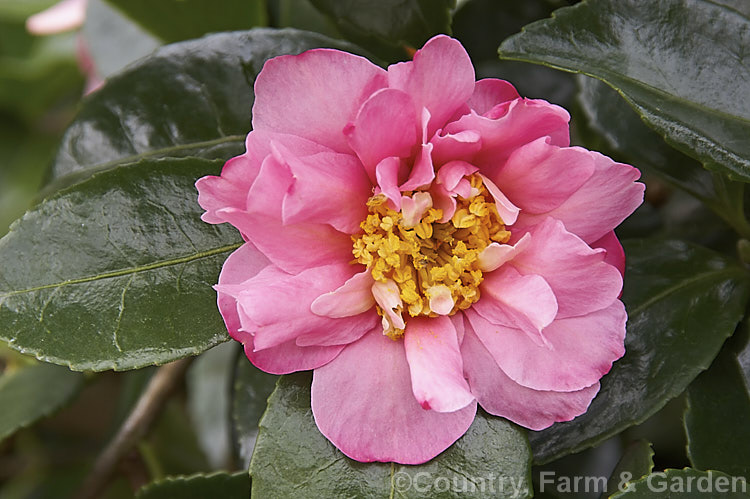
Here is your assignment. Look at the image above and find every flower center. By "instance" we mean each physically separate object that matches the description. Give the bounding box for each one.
[352,174,511,339]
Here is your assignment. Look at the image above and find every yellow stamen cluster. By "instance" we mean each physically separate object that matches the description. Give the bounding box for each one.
[352,175,511,339]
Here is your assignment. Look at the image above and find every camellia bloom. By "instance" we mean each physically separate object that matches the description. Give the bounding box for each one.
[196,35,644,464]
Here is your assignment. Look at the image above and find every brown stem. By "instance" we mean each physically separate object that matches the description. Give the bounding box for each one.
[75,358,192,499]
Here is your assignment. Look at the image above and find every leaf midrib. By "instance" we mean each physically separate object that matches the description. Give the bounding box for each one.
[81,134,246,172]
[628,267,748,317]
[0,242,241,298]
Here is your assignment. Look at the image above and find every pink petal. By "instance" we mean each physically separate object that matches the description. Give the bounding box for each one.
[371,279,405,330]
[312,329,477,464]
[473,265,557,344]
[216,244,341,374]
[345,88,418,176]
[231,263,378,350]
[404,316,474,412]
[477,233,531,272]
[430,183,457,222]
[517,152,644,243]
[466,301,626,392]
[388,35,475,136]
[494,137,596,214]
[461,325,600,431]
[217,207,353,275]
[436,160,478,192]
[276,142,371,234]
[244,341,343,375]
[375,156,403,209]
[253,48,387,153]
[466,78,520,115]
[592,231,626,278]
[508,218,622,318]
[430,130,482,166]
[26,0,86,35]
[444,98,570,176]
[400,191,433,227]
[399,143,435,191]
[478,174,519,225]
[311,270,375,318]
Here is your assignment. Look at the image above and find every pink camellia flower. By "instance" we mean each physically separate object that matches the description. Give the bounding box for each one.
[196,35,644,464]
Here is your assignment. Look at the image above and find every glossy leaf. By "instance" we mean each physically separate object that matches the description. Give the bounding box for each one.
[685,330,750,481]
[604,441,655,498]
[309,0,455,61]
[498,0,750,182]
[577,76,750,239]
[0,157,243,371]
[231,352,277,468]
[611,468,750,498]
[104,0,267,44]
[250,373,532,498]
[529,239,750,464]
[136,471,250,499]
[186,342,237,469]
[50,29,366,183]
[0,361,83,441]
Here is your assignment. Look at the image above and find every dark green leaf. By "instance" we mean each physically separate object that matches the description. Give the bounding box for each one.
[529,239,750,464]
[0,361,83,441]
[611,468,750,498]
[0,157,243,371]
[685,329,750,481]
[104,0,267,44]
[577,76,750,239]
[135,471,250,499]
[186,342,237,469]
[273,0,341,39]
[231,352,277,468]
[309,0,455,61]
[604,441,655,498]
[498,0,750,182]
[50,28,367,183]
[250,373,532,498]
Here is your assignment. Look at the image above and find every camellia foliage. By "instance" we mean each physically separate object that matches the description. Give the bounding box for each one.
[1,0,749,498]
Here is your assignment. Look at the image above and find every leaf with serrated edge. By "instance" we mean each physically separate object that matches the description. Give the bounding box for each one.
[499,0,750,182]
[135,471,250,499]
[0,158,242,371]
[529,239,750,464]
[250,372,532,499]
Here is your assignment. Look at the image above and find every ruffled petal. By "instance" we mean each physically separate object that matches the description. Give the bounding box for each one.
[473,265,557,344]
[430,130,482,166]
[507,218,622,318]
[345,88,418,177]
[253,48,387,152]
[404,316,474,412]
[311,270,376,318]
[461,325,600,430]
[388,35,475,135]
[477,233,531,272]
[479,174,519,225]
[217,208,353,275]
[444,98,570,176]
[466,302,626,392]
[216,243,341,374]
[312,329,477,464]
[276,142,372,234]
[230,263,378,350]
[26,0,85,35]
[493,137,595,214]
[517,152,644,243]
[466,78,520,115]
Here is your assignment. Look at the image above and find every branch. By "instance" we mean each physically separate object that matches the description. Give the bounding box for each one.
[75,358,192,499]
